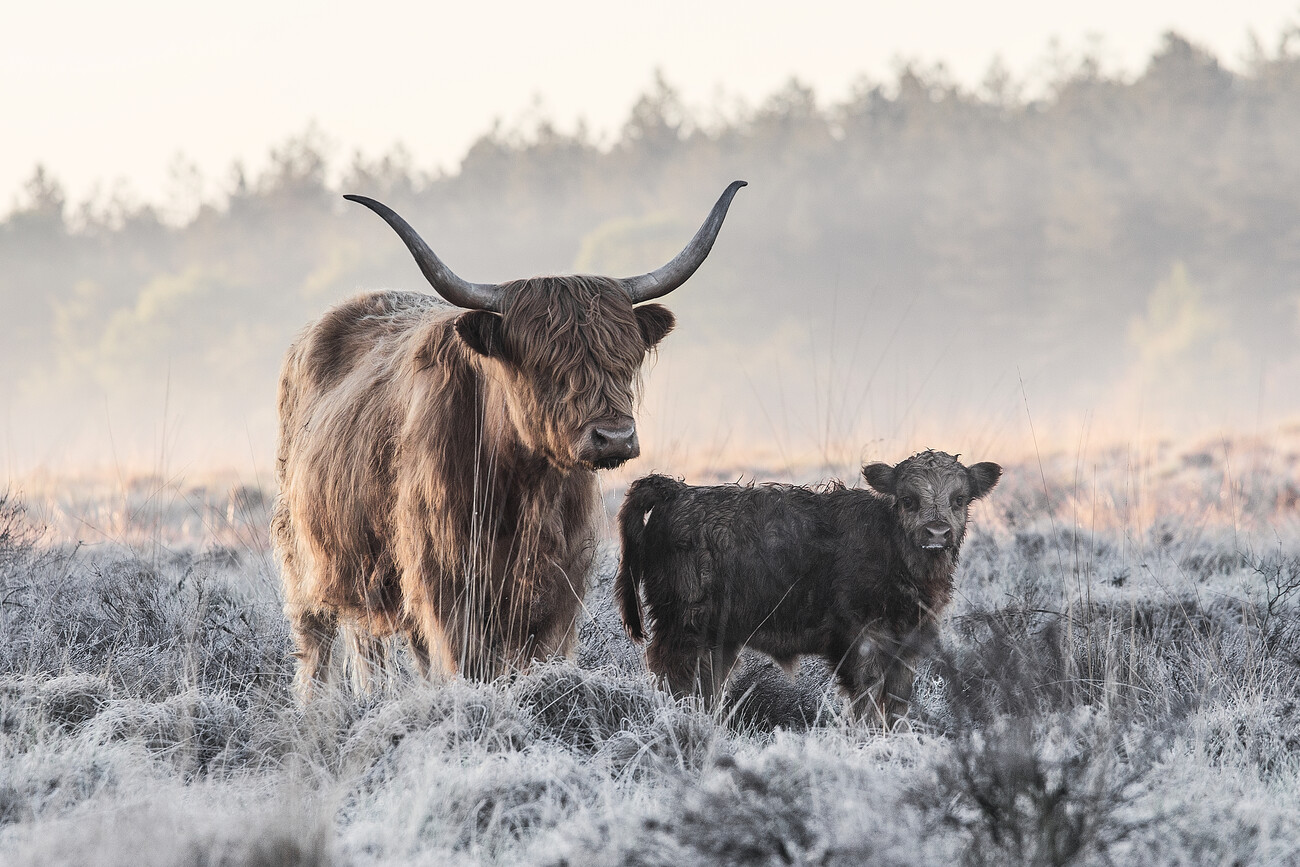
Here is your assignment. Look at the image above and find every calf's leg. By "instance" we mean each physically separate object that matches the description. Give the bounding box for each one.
[876,654,917,729]
[647,634,706,700]
[839,674,882,724]
[875,622,940,729]
[698,645,740,708]
[830,634,884,723]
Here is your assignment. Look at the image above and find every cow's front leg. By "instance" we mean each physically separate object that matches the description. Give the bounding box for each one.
[528,568,586,663]
[407,622,456,681]
[287,607,338,700]
[406,630,433,679]
[346,626,389,693]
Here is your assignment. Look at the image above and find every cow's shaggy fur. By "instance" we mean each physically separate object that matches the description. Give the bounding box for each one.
[272,280,675,693]
[615,451,1001,725]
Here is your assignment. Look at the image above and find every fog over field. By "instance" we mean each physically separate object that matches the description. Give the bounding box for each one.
[4,31,1300,478]
[2,21,1300,867]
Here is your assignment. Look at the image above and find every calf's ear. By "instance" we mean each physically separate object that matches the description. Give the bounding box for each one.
[861,462,897,495]
[967,462,1002,499]
[635,304,676,349]
[455,311,506,359]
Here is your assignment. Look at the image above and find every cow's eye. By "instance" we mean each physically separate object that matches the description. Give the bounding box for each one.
[951,495,967,509]
[898,496,917,510]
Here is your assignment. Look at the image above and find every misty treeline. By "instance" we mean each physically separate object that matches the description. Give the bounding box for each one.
[4,31,1300,472]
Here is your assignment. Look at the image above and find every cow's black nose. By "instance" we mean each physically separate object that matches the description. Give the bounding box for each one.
[580,418,640,467]
[592,423,635,451]
[921,522,952,549]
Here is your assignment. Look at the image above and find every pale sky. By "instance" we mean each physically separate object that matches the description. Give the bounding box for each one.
[4,0,1299,211]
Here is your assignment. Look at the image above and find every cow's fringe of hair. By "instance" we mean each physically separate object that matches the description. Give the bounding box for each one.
[500,276,646,446]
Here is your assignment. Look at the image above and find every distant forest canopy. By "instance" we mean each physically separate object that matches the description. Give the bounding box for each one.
[3,31,1300,476]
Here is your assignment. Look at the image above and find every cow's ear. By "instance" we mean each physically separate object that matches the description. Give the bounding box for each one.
[635,304,676,349]
[455,311,506,359]
[862,462,896,496]
[967,462,1002,500]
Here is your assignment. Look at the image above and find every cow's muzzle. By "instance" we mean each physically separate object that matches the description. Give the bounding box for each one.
[578,417,640,469]
[917,522,953,550]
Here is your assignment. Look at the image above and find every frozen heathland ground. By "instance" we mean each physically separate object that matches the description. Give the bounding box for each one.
[2,436,1299,866]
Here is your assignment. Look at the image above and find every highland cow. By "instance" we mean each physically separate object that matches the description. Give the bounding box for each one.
[616,450,1001,726]
[272,181,745,697]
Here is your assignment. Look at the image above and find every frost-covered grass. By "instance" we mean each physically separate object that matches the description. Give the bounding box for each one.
[1,438,1299,865]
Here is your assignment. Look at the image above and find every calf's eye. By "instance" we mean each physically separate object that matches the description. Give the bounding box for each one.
[899,496,917,510]
[951,496,966,509]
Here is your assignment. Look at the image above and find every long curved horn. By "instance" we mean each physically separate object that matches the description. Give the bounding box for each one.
[343,195,506,312]
[620,180,747,303]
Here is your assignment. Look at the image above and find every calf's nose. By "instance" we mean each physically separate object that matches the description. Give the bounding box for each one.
[922,522,953,549]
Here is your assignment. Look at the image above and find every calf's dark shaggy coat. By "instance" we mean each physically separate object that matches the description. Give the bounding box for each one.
[616,451,1001,725]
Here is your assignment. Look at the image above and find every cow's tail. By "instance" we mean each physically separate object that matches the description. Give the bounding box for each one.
[616,474,682,643]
